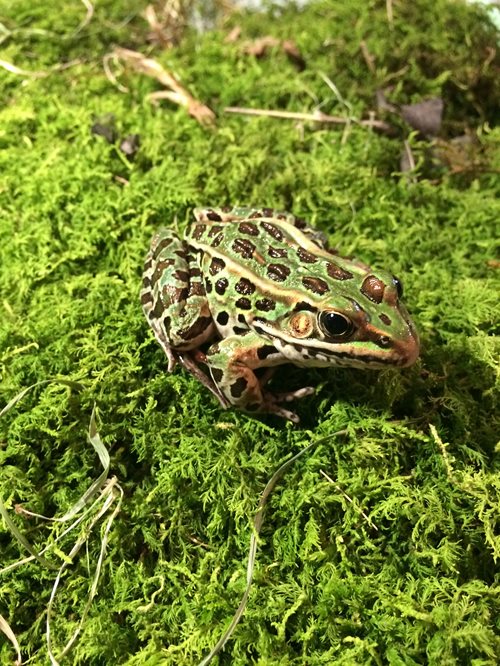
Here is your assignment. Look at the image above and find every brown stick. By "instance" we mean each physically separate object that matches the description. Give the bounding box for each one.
[224,106,393,132]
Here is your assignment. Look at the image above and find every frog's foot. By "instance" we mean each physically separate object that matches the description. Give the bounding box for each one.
[146,323,179,372]
[262,386,315,423]
[165,346,178,373]
[178,352,230,409]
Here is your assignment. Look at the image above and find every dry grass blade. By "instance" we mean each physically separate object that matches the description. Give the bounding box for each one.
[113,47,215,127]
[0,58,47,78]
[46,481,123,665]
[73,0,94,35]
[198,430,348,666]
[0,614,22,665]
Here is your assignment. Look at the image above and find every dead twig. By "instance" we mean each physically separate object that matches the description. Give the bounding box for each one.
[112,47,215,127]
[359,40,376,74]
[386,0,394,27]
[224,106,393,133]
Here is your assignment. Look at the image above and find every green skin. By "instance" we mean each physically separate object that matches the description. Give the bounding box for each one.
[141,207,419,422]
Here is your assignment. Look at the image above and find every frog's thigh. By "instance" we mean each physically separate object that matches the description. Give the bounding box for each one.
[205,333,280,412]
[142,229,214,350]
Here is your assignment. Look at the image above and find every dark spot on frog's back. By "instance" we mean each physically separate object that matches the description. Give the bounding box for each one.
[268,246,287,258]
[326,262,353,280]
[238,222,259,236]
[191,224,206,240]
[267,263,290,282]
[261,222,283,241]
[293,216,307,229]
[361,275,386,304]
[208,224,223,237]
[209,257,226,275]
[210,232,224,247]
[215,278,229,295]
[297,248,318,264]
[302,276,330,295]
[255,298,276,312]
[206,210,222,221]
[235,297,252,310]
[231,376,248,398]
[235,278,256,295]
[232,238,256,259]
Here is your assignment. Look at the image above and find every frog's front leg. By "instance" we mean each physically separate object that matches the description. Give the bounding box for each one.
[205,333,314,423]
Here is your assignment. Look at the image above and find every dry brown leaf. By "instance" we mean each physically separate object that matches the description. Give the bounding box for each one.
[224,25,241,43]
[401,98,444,137]
[282,39,306,70]
[243,36,305,69]
[431,133,490,174]
[113,47,215,127]
[244,36,280,57]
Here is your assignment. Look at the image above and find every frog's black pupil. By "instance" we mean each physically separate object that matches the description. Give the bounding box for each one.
[321,312,352,337]
[393,276,403,298]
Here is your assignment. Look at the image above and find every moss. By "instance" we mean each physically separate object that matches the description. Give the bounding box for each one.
[0,0,499,664]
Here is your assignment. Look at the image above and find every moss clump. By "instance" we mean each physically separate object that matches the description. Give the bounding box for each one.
[0,0,499,664]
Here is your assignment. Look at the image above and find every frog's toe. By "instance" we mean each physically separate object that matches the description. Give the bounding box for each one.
[262,386,315,422]
[166,347,177,372]
[270,386,315,403]
[265,402,301,423]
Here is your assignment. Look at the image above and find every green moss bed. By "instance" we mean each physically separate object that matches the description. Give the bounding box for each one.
[1,1,499,664]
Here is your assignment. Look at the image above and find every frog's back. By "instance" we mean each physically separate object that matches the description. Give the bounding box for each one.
[186,209,369,312]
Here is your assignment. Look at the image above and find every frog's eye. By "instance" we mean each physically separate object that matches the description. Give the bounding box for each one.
[319,311,354,338]
[392,276,403,299]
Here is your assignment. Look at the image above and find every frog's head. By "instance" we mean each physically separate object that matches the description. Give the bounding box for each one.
[256,269,419,369]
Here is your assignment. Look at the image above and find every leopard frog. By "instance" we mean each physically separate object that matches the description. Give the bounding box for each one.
[141,207,419,422]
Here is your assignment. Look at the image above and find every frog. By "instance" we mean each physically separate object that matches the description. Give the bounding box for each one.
[140,207,419,422]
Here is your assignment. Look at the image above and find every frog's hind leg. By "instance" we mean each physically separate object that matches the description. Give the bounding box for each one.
[141,228,215,371]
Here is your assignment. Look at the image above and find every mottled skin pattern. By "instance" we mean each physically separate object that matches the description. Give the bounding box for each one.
[141,207,419,421]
